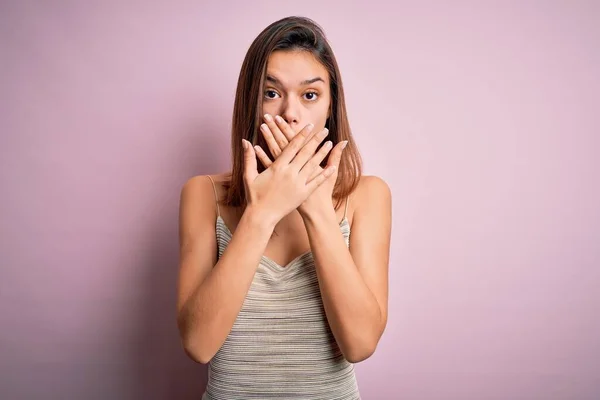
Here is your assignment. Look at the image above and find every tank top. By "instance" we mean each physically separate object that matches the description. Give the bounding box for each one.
[202,175,361,399]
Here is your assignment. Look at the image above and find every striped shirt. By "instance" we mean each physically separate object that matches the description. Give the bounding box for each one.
[202,177,360,399]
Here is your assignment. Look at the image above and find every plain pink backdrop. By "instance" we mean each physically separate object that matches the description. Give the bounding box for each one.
[1,1,598,399]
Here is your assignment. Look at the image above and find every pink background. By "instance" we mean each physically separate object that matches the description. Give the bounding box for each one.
[1,1,598,399]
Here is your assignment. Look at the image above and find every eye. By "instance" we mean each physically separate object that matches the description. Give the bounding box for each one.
[304,91,319,101]
[264,90,280,100]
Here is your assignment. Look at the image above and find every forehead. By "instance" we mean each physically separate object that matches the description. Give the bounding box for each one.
[265,50,329,85]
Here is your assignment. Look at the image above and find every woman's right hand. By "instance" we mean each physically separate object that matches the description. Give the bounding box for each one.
[241,124,335,226]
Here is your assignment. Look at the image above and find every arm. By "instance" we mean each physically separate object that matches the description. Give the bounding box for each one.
[176,176,275,364]
[302,176,391,363]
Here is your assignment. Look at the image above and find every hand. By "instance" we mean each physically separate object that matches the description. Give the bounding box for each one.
[254,114,348,218]
[242,122,336,227]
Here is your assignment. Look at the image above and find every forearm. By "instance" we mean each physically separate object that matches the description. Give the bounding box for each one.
[179,207,275,363]
[303,208,383,363]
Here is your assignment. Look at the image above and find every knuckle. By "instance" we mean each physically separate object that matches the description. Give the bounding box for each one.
[291,140,302,152]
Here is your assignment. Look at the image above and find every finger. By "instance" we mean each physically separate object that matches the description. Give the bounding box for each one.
[242,139,258,182]
[308,165,324,182]
[263,114,289,149]
[299,140,333,181]
[274,116,319,145]
[327,140,348,170]
[254,145,273,168]
[306,165,336,192]
[290,128,329,170]
[274,115,296,142]
[260,123,283,158]
[275,123,315,166]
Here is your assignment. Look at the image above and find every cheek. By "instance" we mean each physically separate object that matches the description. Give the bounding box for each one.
[314,104,330,124]
[261,102,275,115]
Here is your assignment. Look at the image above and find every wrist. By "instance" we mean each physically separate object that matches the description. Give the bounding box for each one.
[299,203,337,226]
[242,204,278,234]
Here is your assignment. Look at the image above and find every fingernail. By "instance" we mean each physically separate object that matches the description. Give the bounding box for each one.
[306,123,314,132]
[242,139,248,149]
[275,115,283,123]
[260,123,267,131]
[341,140,348,149]
[264,114,272,121]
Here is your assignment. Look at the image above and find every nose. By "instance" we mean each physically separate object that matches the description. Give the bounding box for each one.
[281,98,300,130]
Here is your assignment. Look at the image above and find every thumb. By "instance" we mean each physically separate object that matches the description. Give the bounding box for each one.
[242,139,258,182]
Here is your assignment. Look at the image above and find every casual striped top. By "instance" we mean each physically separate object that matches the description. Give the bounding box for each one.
[202,176,361,399]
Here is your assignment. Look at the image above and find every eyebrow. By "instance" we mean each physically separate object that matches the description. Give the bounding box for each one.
[266,74,325,86]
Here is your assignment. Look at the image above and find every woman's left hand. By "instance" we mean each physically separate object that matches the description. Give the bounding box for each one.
[254,114,347,218]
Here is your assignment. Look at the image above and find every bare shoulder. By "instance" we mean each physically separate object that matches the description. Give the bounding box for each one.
[182,172,229,192]
[180,172,230,205]
[351,175,392,216]
[184,172,230,198]
[177,172,230,313]
[179,175,215,217]
[354,175,391,198]
[178,173,228,247]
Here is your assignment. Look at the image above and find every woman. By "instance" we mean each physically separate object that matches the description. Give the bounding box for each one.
[177,16,391,399]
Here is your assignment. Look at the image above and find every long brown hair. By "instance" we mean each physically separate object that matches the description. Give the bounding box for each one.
[223,16,362,211]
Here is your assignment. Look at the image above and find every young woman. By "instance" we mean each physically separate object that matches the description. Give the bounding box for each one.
[177,16,391,399]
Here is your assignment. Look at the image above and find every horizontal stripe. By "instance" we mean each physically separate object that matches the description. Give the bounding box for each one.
[202,216,360,399]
